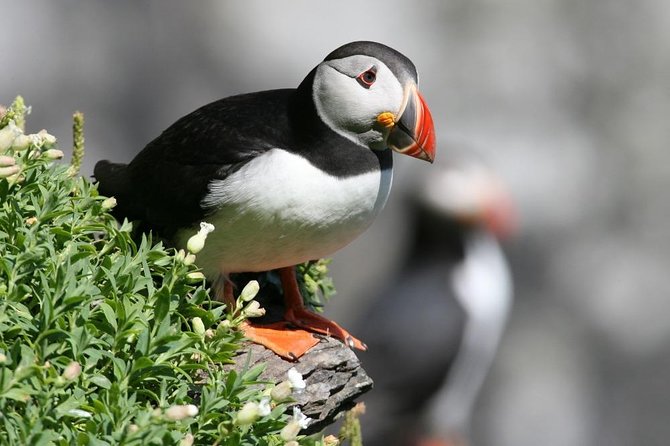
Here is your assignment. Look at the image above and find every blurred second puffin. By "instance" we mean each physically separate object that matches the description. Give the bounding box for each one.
[356,160,516,446]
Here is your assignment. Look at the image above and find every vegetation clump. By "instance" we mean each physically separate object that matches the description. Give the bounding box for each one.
[0,97,333,446]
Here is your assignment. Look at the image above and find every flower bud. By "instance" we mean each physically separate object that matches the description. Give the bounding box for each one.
[174,249,186,262]
[0,353,7,364]
[0,121,21,152]
[0,165,20,179]
[10,134,31,151]
[204,329,215,340]
[25,216,37,226]
[128,424,139,433]
[101,197,117,210]
[183,253,196,265]
[315,263,329,275]
[192,317,205,336]
[217,319,232,334]
[243,300,266,318]
[62,361,81,380]
[280,421,302,442]
[186,271,206,283]
[284,442,299,446]
[240,280,260,302]
[235,401,260,426]
[165,404,199,421]
[6,173,23,184]
[271,380,293,403]
[43,149,64,160]
[323,435,340,446]
[186,234,206,255]
[181,433,194,446]
[0,155,15,167]
[186,222,215,254]
[37,129,56,148]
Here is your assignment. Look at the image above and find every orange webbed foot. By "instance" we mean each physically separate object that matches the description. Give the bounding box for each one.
[284,307,367,351]
[241,321,320,361]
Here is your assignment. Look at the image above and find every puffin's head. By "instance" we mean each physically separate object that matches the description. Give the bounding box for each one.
[419,162,517,239]
[311,41,436,162]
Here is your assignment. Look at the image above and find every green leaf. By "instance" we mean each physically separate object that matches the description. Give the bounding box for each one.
[88,375,112,390]
[98,302,117,331]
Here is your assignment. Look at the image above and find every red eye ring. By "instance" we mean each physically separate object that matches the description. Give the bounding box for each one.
[356,69,377,88]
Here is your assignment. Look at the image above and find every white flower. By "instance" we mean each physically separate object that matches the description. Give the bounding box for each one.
[292,406,312,429]
[186,222,215,254]
[287,367,306,392]
[258,397,271,416]
[242,300,266,318]
[37,129,56,147]
[281,407,312,441]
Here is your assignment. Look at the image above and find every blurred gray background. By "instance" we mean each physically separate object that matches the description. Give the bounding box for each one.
[4,1,670,444]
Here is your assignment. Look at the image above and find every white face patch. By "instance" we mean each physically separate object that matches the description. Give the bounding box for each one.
[312,55,405,150]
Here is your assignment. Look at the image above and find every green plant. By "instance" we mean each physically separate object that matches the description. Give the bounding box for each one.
[0,97,334,446]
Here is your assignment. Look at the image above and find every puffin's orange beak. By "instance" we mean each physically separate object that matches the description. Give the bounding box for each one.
[387,84,436,163]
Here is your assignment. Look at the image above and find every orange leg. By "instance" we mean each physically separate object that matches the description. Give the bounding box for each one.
[218,268,366,360]
[278,266,367,351]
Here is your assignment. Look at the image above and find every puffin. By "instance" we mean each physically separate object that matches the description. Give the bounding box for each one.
[356,162,515,446]
[94,41,436,360]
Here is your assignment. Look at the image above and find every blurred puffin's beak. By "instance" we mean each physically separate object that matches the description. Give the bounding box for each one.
[387,83,436,163]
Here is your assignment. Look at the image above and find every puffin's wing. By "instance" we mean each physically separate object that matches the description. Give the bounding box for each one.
[94,89,294,231]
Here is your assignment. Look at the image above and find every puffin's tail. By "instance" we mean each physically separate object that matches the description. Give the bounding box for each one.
[94,160,140,221]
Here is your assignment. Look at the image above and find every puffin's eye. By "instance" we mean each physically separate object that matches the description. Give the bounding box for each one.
[356,68,377,88]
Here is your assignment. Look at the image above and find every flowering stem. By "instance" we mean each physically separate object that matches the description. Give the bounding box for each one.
[0,96,26,131]
[68,111,85,176]
[338,407,363,446]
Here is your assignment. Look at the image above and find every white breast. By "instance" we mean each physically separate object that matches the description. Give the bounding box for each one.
[424,232,513,437]
[182,148,393,277]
